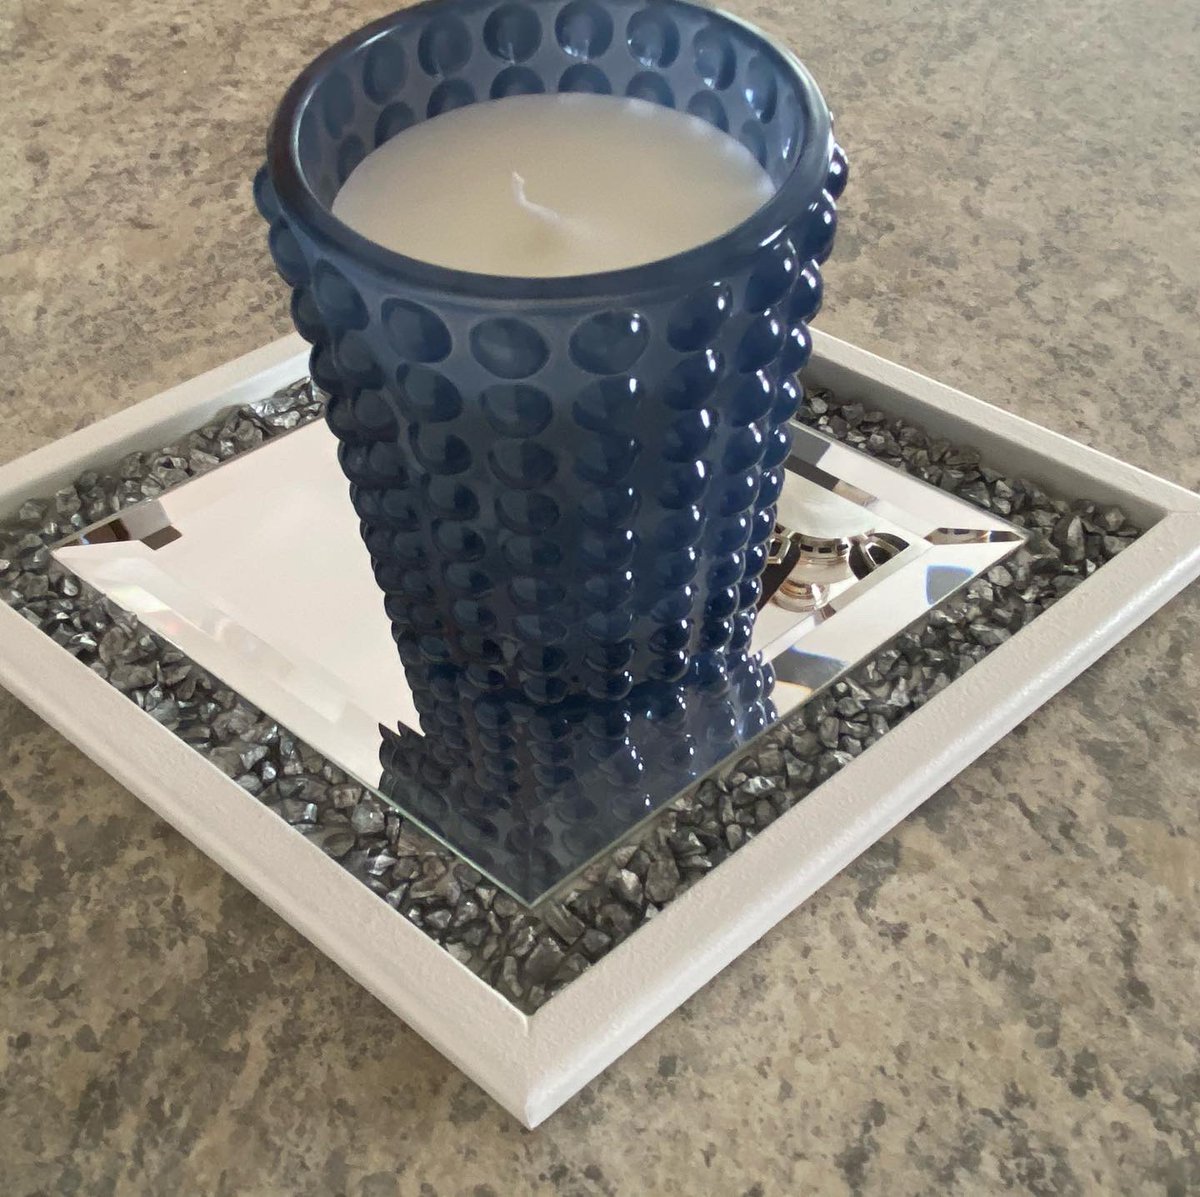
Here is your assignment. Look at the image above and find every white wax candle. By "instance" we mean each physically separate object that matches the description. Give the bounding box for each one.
[332,94,774,277]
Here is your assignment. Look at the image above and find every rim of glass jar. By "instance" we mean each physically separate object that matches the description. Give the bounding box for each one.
[267,0,834,305]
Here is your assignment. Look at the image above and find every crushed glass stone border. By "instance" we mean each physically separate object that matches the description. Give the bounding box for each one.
[0,380,1141,1014]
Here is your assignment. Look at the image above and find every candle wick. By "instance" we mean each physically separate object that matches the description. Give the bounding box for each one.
[511,171,571,228]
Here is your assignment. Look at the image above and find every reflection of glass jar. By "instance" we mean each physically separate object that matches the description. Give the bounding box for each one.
[379,648,777,903]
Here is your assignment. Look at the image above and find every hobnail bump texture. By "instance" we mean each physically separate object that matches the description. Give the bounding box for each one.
[381,650,776,899]
[259,0,845,710]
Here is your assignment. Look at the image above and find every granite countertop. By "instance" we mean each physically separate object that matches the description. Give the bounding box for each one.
[2,0,1197,1192]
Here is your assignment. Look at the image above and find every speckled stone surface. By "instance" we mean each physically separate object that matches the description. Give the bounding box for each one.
[1,0,1197,1193]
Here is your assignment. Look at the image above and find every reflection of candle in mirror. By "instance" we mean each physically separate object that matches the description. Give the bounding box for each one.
[776,475,878,541]
[331,93,775,277]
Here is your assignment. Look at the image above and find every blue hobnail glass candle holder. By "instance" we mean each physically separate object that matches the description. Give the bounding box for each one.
[257,0,846,898]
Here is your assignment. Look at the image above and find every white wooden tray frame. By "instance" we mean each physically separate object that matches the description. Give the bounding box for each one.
[2,330,1198,1127]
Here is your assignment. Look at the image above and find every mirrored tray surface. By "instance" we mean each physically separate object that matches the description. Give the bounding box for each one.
[53,404,1023,903]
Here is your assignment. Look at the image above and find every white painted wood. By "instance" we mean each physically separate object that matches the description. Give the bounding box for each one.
[806,330,1200,525]
[0,335,310,511]
[1,331,1197,1129]
[521,511,1200,1125]
[0,597,536,1118]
